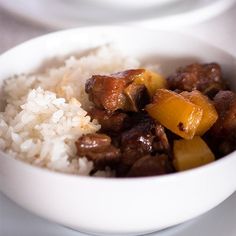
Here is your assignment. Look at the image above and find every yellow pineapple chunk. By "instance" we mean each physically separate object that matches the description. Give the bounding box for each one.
[134,69,166,96]
[181,90,218,136]
[173,136,215,171]
[146,89,203,139]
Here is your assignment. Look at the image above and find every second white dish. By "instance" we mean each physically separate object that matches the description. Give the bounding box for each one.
[0,0,235,29]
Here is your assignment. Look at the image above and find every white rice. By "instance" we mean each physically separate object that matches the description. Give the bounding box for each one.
[0,45,140,176]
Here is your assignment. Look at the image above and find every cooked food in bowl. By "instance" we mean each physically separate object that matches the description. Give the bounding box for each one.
[0,45,235,178]
[0,27,235,236]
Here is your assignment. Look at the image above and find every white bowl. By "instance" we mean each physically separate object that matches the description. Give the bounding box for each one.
[0,26,235,236]
[80,0,181,9]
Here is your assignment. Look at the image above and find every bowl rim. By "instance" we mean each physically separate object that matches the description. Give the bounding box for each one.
[0,25,236,184]
[0,149,235,183]
[0,25,235,58]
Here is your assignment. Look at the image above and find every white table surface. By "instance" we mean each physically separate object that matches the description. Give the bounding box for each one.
[0,4,236,236]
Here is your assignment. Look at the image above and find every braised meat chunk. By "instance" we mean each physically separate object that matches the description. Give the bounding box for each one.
[209,91,236,155]
[76,133,121,169]
[120,114,169,166]
[120,116,155,166]
[85,69,149,113]
[211,90,236,137]
[167,63,226,97]
[154,123,170,153]
[88,108,128,133]
[85,74,127,112]
[127,154,173,177]
[124,83,149,112]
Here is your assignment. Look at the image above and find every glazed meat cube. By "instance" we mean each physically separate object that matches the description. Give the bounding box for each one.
[76,133,111,153]
[124,83,149,112]
[85,74,127,112]
[127,154,173,177]
[167,63,226,97]
[88,108,128,133]
[76,133,121,169]
[120,114,169,166]
[209,90,236,155]
[85,69,149,113]
[211,91,236,137]
[153,123,170,153]
[121,126,154,166]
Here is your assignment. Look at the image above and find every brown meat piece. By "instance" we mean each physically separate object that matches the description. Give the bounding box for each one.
[167,63,225,97]
[85,145,120,170]
[120,114,169,166]
[85,69,149,113]
[127,154,173,177]
[209,90,236,155]
[115,163,131,177]
[76,133,121,169]
[76,133,111,153]
[88,108,128,133]
[154,123,170,153]
[85,75,127,112]
[121,134,153,166]
[124,83,149,112]
[211,91,236,137]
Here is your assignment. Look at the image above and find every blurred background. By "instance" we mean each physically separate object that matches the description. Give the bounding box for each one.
[0,0,235,235]
[0,0,235,54]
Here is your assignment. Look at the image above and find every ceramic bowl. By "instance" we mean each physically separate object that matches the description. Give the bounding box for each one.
[0,26,235,235]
